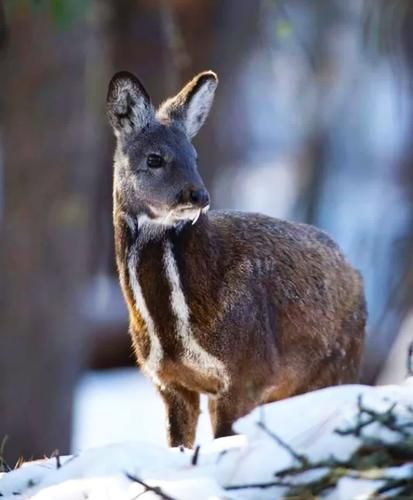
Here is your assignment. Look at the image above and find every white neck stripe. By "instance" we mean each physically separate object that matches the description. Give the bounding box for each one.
[163,239,229,390]
[128,242,163,384]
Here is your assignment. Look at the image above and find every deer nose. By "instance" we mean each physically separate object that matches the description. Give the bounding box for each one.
[190,188,209,207]
[180,186,210,208]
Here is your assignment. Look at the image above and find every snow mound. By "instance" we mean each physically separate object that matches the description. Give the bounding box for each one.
[1,380,412,499]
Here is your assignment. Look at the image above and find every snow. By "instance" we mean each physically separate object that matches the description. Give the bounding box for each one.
[1,379,413,499]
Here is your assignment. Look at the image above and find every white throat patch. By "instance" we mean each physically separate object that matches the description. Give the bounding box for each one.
[163,239,229,392]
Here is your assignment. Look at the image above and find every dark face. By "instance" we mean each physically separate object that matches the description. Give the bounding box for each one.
[107,70,217,227]
[115,122,209,225]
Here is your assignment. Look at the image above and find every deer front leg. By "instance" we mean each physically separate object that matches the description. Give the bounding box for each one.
[158,384,200,448]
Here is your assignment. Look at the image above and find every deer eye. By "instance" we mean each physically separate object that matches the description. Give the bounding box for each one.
[147,154,165,169]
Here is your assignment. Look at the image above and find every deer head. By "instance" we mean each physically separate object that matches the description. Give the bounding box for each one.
[107,70,218,227]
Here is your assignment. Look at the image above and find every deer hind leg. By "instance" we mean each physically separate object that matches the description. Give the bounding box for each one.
[208,397,235,438]
[158,384,200,448]
[209,391,257,439]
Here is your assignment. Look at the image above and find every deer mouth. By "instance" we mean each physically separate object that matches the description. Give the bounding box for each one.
[144,204,209,227]
[174,207,202,225]
[173,204,209,225]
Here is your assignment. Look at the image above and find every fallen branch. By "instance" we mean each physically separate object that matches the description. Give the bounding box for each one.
[224,396,413,497]
[335,396,411,438]
[126,472,176,500]
[256,421,308,466]
[225,479,293,491]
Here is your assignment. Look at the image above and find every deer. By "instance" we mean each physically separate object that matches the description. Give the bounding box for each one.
[106,69,366,449]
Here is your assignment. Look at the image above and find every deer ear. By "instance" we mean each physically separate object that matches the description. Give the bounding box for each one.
[107,71,154,136]
[158,71,218,138]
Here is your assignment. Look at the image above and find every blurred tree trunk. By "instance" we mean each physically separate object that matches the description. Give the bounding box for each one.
[0,3,105,463]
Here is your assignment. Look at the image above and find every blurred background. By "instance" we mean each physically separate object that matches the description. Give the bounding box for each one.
[1,0,413,465]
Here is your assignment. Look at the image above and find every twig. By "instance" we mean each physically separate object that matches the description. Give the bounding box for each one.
[50,449,61,469]
[276,455,344,478]
[336,395,411,438]
[228,397,413,497]
[225,480,293,491]
[126,472,176,500]
[215,449,228,464]
[373,477,413,497]
[0,436,11,473]
[256,421,308,466]
[276,397,413,497]
[191,445,200,466]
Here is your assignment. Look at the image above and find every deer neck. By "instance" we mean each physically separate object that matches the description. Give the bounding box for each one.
[114,199,221,385]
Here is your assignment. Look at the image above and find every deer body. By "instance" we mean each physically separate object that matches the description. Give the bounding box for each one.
[108,70,366,448]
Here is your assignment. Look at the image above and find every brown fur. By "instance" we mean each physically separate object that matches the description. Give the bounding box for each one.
[108,70,366,449]
[113,208,366,447]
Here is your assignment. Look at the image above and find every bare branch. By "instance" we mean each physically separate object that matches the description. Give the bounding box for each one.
[126,472,176,500]
[256,421,308,466]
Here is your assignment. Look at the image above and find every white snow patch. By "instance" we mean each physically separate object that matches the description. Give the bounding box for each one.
[2,381,412,499]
